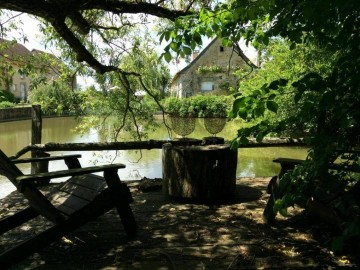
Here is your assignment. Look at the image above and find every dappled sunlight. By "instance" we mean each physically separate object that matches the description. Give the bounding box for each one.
[1,177,357,269]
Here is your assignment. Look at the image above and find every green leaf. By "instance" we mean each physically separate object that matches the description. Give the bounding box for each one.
[239,136,249,144]
[164,31,171,41]
[279,207,288,217]
[193,32,202,44]
[273,199,282,213]
[183,46,192,55]
[266,100,278,113]
[170,42,179,51]
[254,104,265,117]
[159,33,165,43]
[232,97,248,115]
[164,52,172,63]
[263,35,269,46]
[256,132,265,142]
[238,107,248,119]
[252,89,262,98]
[230,139,239,150]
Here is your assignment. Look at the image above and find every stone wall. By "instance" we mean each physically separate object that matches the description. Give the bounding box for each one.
[0,107,32,122]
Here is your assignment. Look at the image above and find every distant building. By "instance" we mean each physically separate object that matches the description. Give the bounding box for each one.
[170,38,246,98]
[0,39,76,102]
[0,39,32,101]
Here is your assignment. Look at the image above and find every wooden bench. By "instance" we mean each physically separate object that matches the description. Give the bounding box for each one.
[0,149,137,268]
[263,151,360,225]
[273,157,304,177]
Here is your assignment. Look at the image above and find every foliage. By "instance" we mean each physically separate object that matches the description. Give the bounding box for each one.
[1,3,178,140]
[197,65,224,74]
[163,97,195,117]
[0,89,15,103]
[28,81,81,115]
[161,0,360,251]
[0,101,14,108]
[231,39,336,139]
[163,95,232,118]
[75,86,160,141]
[1,0,359,251]
[74,39,170,141]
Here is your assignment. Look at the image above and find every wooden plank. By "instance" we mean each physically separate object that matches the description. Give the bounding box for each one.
[21,185,64,223]
[0,191,116,269]
[62,174,107,191]
[0,149,24,187]
[16,163,125,183]
[0,207,39,234]
[12,154,82,164]
[57,177,106,201]
[58,183,102,201]
[48,191,90,215]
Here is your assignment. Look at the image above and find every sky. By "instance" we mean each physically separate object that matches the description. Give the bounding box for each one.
[6,13,257,87]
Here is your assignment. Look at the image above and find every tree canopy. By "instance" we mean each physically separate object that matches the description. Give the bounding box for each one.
[1,0,360,250]
[0,0,196,74]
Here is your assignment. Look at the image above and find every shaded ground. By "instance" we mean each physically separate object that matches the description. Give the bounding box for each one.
[0,177,358,269]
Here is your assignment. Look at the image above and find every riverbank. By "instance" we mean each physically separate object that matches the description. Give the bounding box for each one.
[1,177,357,269]
[0,106,75,122]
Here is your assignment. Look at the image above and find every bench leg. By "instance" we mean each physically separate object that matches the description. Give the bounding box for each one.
[263,176,279,224]
[104,169,138,238]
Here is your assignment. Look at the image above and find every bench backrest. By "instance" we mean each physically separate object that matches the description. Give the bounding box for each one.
[0,149,64,222]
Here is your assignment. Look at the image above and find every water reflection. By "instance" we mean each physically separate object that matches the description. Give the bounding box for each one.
[0,117,308,198]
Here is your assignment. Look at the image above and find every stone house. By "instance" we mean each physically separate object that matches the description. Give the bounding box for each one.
[170,38,246,98]
[0,39,74,102]
[0,39,32,101]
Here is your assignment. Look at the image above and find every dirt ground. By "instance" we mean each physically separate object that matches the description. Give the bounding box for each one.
[0,177,358,269]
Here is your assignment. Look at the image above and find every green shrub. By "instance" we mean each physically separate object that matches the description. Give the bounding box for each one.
[0,101,15,108]
[162,95,232,118]
[0,90,16,103]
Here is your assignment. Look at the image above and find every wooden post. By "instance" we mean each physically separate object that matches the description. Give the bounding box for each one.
[31,105,47,174]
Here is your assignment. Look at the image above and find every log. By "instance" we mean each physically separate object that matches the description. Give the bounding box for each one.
[12,137,306,159]
[162,143,237,202]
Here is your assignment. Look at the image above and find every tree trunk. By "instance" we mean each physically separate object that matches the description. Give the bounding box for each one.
[162,143,237,202]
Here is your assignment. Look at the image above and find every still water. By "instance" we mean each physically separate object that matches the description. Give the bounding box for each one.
[0,117,308,198]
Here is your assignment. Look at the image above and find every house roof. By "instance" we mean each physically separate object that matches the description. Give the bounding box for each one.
[31,48,58,60]
[0,39,31,57]
[171,38,218,85]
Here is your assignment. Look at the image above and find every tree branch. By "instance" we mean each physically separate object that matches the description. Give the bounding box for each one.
[232,42,258,70]
[0,0,192,74]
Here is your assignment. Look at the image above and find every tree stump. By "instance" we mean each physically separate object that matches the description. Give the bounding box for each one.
[162,143,237,202]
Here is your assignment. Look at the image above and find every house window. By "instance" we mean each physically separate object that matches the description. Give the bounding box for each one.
[12,84,17,92]
[201,82,215,91]
[19,71,25,79]
[220,46,224,52]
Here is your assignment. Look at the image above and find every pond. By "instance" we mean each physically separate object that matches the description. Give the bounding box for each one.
[0,116,308,198]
